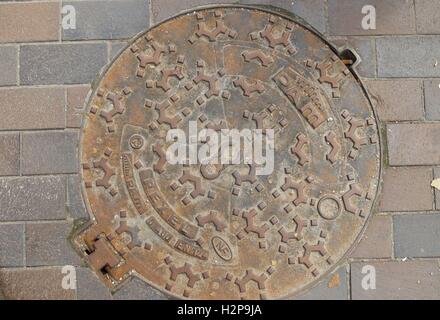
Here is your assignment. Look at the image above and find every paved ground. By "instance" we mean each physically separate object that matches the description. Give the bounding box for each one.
[0,0,440,300]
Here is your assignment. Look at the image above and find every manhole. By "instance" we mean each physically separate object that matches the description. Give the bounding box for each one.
[75,5,381,299]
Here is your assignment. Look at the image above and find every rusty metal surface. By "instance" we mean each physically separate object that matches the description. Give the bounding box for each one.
[74,5,381,300]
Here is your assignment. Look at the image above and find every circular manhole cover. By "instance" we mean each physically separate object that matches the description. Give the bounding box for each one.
[75,5,381,300]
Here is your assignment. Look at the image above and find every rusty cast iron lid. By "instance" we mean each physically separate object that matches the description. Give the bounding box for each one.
[75,5,381,300]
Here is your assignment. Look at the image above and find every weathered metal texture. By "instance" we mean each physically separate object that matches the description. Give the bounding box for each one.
[74,5,381,300]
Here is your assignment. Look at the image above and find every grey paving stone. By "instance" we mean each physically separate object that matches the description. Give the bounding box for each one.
[66,85,90,128]
[394,213,440,258]
[328,0,416,35]
[424,80,440,120]
[63,0,149,41]
[113,277,168,300]
[0,133,19,176]
[25,222,81,267]
[415,0,440,34]
[378,167,433,212]
[351,260,440,300]
[0,46,17,86]
[240,0,326,33]
[0,267,75,300]
[109,42,127,61]
[22,131,79,175]
[67,175,89,220]
[150,0,235,24]
[0,176,66,221]
[365,79,424,121]
[330,37,376,78]
[377,37,440,77]
[0,87,65,130]
[20,43,107,85]
[76,267,112,300]
[350,215,392,259]
[387,123,440,166]
[0,2,59,43]
[295,266,348,300]
[0,223,24,267]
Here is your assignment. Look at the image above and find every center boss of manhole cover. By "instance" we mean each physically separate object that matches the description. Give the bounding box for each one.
[75,5,381,299]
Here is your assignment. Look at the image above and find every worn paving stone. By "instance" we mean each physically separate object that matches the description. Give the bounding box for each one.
[63,0,149,41]
[67,175,89,220]
[0,87,65,130]
[113,277,168,300]
[415,0,440,34]
[151,1,326,33]
[151,0,233,24]
[109,42,127,61]
[330,37,376,78]
[387,123,440,166]
[76,267,112,300]
[365,79,424,121]
[377,37,440,77]
[424,80,440,120]
[351,260,440,300]
[0,133,19,176]
[25,222,81,267]
[0,224,24,267]
[240,0,326,34]
[0,176,66,221]
[0,267,75,300]
[328,0,416,36]
[22,131,79,175]
[67,85,90,128]
[394,213,440,258]
[0,2,59,43]
[0,46,17,86]
[294,266,348,300]
[20,44,107,85]
[351,215,392,259]
[379,167,433,212]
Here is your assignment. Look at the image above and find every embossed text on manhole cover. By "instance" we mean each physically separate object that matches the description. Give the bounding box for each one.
[74,5,381,300]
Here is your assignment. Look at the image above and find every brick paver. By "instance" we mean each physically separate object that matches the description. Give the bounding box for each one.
[20,44,107,85]
[394,213,440,258]
[0,268,75,300]
[0,2,59,43]
[63,0,149,40]
[22,131,79,175]
[415,0,440,34]
[112,277,168,300]
[67,86,90,128]
[0,46,17,86]
[365,80,424,121]
[295,266,348,300]
[379,167,433,212]
[0,0,439,301]
[0,176,66,221]
[350,215,393,259]
[423,80,440,120]
[328,0,416,36]
[0,224,25,267]
[25,222,81,267]
[387,123,440,166]
[377,37,440,77]
[76,267,112,300]
[351,261,440,300]
[0,87,65,130]
[330,37,376,78]
[0,133,20,176]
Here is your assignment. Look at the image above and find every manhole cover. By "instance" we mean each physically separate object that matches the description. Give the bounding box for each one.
[75,5,381,299]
